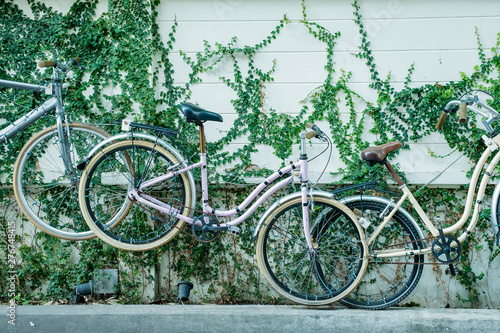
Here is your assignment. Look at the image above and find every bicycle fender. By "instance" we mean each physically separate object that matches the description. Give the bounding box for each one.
[491,183,500,245]
[78,132,196,215]
[340,195,427,247]
[251,190,338,242]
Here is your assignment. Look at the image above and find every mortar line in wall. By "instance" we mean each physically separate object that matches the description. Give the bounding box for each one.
[156,15,500,24]
[169,80,472,86]
[173,49,481,55]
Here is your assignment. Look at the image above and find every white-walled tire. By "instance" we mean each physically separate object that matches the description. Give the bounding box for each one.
[13,122,109,240]
[79,140,192,251]
[256,196,368,306]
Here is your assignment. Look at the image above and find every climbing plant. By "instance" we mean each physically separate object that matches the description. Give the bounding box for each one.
[1,0,500,306]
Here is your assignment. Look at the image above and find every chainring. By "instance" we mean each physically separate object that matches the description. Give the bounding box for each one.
[431,234,461,264]
[192,214,221,242]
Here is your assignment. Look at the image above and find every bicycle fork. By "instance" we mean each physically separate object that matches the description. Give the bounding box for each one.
[299,132,315,252]
[53,75,77,181]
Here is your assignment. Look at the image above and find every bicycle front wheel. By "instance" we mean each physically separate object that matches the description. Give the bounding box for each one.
[341,199,424,310]
[256,196,367,306]
[79,140,192,251]
[13,122,109,240]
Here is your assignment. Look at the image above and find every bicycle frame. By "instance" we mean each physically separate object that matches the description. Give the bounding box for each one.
[0,79,52,141]
[369,130,500,259]
[128,132,317,250]
[0,71,77,177]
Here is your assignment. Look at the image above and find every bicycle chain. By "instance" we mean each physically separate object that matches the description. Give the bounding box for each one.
[368,235,461,265]
[369,259,459,266]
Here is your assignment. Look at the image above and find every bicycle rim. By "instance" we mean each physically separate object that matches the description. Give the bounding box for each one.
[13,123,109,240]
[79,140,192,251]
[256,196,367,306]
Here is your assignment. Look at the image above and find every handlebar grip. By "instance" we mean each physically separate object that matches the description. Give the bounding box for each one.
[38,58,82,69]
[68,57,82,66]
[458,102,468,124]
[38,60,56,68]
[305,131,318,140]
[436,111,448,130]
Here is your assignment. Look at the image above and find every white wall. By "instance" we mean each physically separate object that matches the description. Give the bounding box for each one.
[14,0,500,184]
[153,0,500,185]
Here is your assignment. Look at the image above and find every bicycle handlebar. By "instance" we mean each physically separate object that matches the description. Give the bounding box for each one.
[305,122,330,143]
[305,130,318,139]
[435,111,449,130]
[38,57,84,71]
[458,102,468,123]
[38,60,57,68]
[438,92,500,133]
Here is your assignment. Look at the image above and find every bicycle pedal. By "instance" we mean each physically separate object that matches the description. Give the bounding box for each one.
[446,264,457,277]
[227,226,241,236]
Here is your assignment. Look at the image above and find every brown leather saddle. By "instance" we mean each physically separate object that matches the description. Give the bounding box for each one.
[360,141,402,166]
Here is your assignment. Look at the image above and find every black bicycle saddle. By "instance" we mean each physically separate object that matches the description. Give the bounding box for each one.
[180,103,223,125]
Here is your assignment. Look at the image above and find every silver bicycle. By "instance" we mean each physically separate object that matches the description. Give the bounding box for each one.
[0,58,109,240]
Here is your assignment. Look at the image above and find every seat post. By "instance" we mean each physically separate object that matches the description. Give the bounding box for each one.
[198,123,206,154]
[384,161,404,186]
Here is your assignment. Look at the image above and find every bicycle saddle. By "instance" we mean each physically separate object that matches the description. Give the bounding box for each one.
[361,141,402,165]
[180,103,223,125]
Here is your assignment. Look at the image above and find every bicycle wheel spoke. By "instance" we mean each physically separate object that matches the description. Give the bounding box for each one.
[100,153,135,187]
[266,223,308,249]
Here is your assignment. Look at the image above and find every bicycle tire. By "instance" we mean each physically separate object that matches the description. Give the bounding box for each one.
[341,199,424,310]
[79,140,192,251]
[13,122,109,240]
[256,196,368,306]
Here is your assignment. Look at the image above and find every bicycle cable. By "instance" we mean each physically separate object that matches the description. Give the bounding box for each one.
[413,149,467,195]
[461,89,500,105]
[307,133,332,188]
[0,85,47,113]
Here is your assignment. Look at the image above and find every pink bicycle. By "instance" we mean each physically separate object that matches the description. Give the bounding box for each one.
[77,103,368,305]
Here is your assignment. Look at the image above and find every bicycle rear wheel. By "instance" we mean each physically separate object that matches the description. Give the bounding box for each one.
[341,199,424,310]
[13,122,109,240]
[256,196,367,306]
[79,140,192,251]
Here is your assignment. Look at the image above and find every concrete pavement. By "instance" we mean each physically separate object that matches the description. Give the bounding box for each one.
[3,304,500,333]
